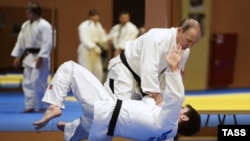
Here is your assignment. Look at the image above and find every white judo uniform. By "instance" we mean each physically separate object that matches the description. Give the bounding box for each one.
[62,28,190,141]
[42,61,185,141]
[104,27,190,99]
[77,19,108,81]
[11,18,53,110]
[108,21,139,50]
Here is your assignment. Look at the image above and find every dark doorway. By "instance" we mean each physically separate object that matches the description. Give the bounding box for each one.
[208,33,238,88]
[113,0,145,28]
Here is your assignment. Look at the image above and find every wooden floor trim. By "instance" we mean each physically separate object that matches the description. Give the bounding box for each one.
[0,127,217,141]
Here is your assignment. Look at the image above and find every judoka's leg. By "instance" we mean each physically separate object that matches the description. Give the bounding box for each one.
[33,60,115,130]
[33,61,75,129]
[55,61,116,141]
[22,67,36,111]
[59,61,116,140]
[70,61,115,118]
[32,59,50,111]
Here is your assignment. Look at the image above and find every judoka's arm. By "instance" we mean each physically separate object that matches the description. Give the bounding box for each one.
[33,61,76,130]
[150,92,163,105]
[36,23,53,68]
[156,45,185,126]
[139,32,162,104]
[11,23,26,68]
[149,46,184,140]
[78,23,99,52]
[151,44,187,104]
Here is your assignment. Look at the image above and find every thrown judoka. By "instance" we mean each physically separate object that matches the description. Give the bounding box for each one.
[33,45,200,141]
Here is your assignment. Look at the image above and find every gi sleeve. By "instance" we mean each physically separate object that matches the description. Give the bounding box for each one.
[78,23,97,49]
[157,70,185,128]
[108,25,117,40]
[140,33,162,93]
[97,23,109,49]
[37,23,53,58]
[11,23,26,58]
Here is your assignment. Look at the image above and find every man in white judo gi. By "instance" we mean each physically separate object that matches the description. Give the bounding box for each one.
[108,11,139,57]
[33,45,200,141]
[104,18,201,103]
[77,9,108,82]
[11,1,53,113]
[51,18,202,141]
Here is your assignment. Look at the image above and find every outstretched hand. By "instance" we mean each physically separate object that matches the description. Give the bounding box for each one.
[165,44,183,72]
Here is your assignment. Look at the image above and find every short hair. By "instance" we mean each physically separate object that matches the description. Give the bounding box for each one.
[119,10,130,16]
[178,18,201,33]
[27,1,42,17]
[88,9,99,17]
[177,104,201,136]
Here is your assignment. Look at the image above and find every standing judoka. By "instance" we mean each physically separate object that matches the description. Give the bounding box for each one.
[33,45,200,141]
[108,11,139,57]
[104,18,202,104]
[77,9,108,82]
[11,2,53,113]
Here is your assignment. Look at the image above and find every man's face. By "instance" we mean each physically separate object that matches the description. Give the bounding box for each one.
[26,9,36,21]
[178,106,189,122]
[91,14,100,23]
[177,27,201,50]
[119,14,130,25]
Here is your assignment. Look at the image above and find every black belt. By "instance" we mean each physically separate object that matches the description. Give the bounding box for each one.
[120,51,147,97]
[107,99,122,136]
[25,48,40,54]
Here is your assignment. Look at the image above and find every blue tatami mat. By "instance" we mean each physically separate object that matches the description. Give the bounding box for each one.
[0,92,82,131]
[0,91,250,131]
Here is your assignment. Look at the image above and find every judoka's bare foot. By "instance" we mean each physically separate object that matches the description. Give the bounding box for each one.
[33,104,62,130]
[57,121,65,132]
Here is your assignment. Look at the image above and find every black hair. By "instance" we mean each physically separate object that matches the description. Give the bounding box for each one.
[119,10,130,16]
[27,1,42,17]
[88,9,99,17]
[177,104,201,136]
